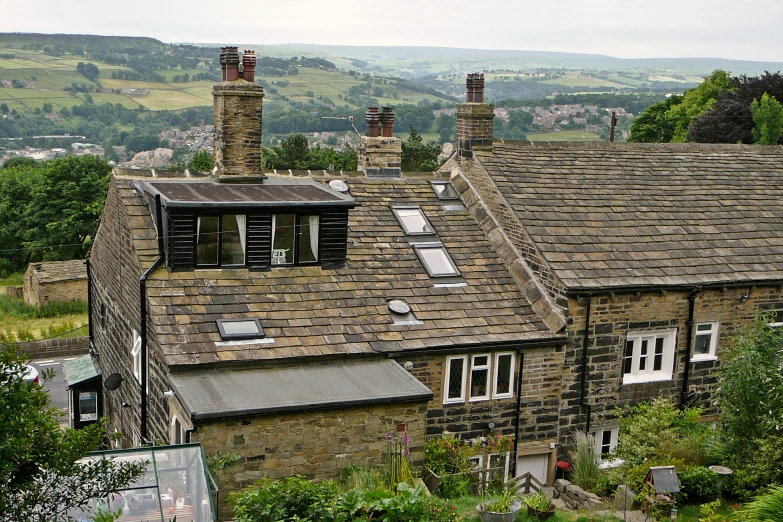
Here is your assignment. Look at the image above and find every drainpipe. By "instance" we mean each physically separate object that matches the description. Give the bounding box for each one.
[579,295,593,432]
[85,258,92,350]
[511,350,525,477]
[139,194,165,443]
[680,286,702,406]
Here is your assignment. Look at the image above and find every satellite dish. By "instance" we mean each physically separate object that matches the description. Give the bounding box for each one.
[104,373,124,391]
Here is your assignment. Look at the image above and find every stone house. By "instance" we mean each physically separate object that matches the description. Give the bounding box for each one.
[441,74,783,460]
[87,52,566,513]
[23,259,87,307]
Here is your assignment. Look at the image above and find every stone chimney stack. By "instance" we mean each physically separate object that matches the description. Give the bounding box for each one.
[457,73,494,157]
[213,47,265,181]
[358,106,401,177]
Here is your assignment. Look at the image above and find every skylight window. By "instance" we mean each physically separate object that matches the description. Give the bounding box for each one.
[431,181,459,200]
[216,319,265,341]
[413,243,460,277]
[392,207,434,235]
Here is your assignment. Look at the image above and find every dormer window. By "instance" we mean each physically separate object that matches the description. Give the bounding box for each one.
[392,206,434,235]
[196,215,246,267]
[272,214,320,265]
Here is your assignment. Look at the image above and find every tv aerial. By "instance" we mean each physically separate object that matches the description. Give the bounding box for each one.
[320,115,361,137]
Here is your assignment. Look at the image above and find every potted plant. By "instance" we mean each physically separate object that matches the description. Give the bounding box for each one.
[477,489,522,522]
[523,491,555,521]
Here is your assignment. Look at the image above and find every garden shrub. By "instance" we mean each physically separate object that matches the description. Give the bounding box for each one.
[743,485,783,522]
[570,431,601,493]
[230,476,458,522]
[676,466,717,504]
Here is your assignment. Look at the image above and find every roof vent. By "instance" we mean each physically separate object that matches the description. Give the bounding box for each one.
[388,299,423,326]
[329,179,350,193]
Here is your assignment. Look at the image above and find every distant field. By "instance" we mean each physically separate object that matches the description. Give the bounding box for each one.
[131,88,211,110]
[541,75,627,88]
[527,130,602,142]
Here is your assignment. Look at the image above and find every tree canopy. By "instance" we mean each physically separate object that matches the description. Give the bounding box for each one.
[189,149,215,171]
[0,155,111,276]
[401,126,441,172]
[0,347,144,521]
[262,134,358,171]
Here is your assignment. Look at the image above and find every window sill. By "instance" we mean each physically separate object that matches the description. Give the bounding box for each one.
[492,393,513,400]
[469,396,490,403]
[443,399,465,405]
[691,356,718,363]
[622,373,672,385]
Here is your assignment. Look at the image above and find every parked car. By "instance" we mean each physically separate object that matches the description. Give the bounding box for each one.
[1,363,39,385]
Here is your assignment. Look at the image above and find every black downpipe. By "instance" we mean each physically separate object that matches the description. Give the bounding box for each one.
[680,286,701,406]
[511,351,525,477]
[85,259,92,348]
[139,194,165,443]
[580,295,593,432]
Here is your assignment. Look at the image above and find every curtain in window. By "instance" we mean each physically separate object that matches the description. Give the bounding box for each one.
[196,216,201,240]
[235,215,247,254]
[308,215,319,260]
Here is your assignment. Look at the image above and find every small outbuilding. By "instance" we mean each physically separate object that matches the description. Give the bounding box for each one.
[63,354,103,429]
[23,259,87,307]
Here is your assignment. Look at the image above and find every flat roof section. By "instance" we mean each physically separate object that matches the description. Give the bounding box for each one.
[169,359,433,421]
[141,176,355,209]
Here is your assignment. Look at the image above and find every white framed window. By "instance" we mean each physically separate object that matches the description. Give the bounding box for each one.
[622,328,677,384]
[470,354,490,401]
[392,206,434,235]
[131,329,142,384]
[443,352,516,404]
[493,352,515,399]
[487,452,511,485]
[79,391,98,421]
[171,415,186,445]
[590,426,623,469]
[692,321,719,361]
[444,355,467,404]
[766,310,783,327]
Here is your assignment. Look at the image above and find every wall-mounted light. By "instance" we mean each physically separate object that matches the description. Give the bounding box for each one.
[741,288,751,302]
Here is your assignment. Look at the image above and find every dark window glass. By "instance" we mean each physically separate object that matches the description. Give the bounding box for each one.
[495,354,512,395]
[694,334,711,354]
[196,216,219,265]
[298,215,319,263]
[448,358,464,400]
[639,339,648,371]
[221,215,245,266]
[623,340,634,374]
[654,337,664,371]
[470,367,488,398]
[601,430,612,455]
[272,214,296,265]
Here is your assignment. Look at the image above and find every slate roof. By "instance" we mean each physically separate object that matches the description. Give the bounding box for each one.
[169,359,433,420]
[115,170,555,368]
[28,260,87,283]
[475,141,783,290]
[63,354,101,387]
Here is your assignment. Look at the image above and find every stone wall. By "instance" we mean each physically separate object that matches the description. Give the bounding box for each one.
[16,336,89,359]
[194,402,427,518]
[357,136,402,177]
[401,347,564,444]
[554,479,603,511]
[212,80,264,177]
[90,177,170,447]
[559,285,783,435]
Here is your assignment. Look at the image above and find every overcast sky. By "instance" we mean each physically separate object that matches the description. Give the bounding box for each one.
[2,0,782,62]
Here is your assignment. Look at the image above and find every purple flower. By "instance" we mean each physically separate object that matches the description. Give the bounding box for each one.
[386,432,392,442]
[405,448,411,458]
[403,433,409,445]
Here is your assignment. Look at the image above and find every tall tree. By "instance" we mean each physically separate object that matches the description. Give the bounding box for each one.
[751,92,783,145]
[666,69,733,142]
[189,150,215,171]
[0,348,144,521]
[401,126,441,172]
[627,95,683,143]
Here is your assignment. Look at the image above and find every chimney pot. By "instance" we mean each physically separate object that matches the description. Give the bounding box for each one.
[219,47,228,81]
[365,106,380,137]
[466,73,484,103]
[224,46,240,81]
[380,106,395,137]
[242,50,257,82]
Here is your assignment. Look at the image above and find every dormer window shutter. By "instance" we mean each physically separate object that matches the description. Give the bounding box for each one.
[247,214,273,270]
[169,214,196,271]
[319,208,350,269]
